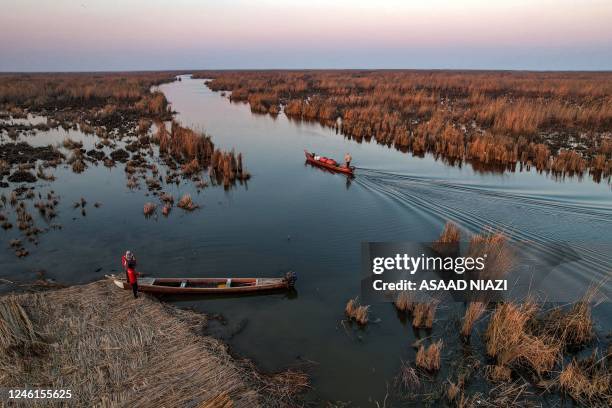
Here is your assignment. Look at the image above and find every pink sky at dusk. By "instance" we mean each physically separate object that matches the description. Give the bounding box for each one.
[2,0,611,71]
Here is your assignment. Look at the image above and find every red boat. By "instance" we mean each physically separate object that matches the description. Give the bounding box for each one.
[304,150,355,175]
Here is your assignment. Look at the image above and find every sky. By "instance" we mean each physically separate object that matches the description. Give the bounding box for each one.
[1,0,611,71]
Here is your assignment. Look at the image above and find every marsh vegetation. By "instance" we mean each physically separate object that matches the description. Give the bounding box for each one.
[0,74,249,257]
[385,222,610,407]
[196,70,612,182]
[1,74,609,406]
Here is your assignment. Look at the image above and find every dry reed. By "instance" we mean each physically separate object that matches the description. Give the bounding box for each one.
[195,70,612,180]
[446,379,462,402]
[177,193,197,211]
[460,302,486,338]
[542,285,599,348]
[485,302,560,374]
[345,297,369,325]
[412,300,439,328]
[199,392,233,408]
[484,365,512,382]
[437,222,461,244]
[0,296,46,355]
[143,202,157,217]
[0,281,307,407]
[415,340,442,372]
[394,360,420,391]
[468,231,513,280]
[558,352,611,406]
[394,291,415,313]
[469,381,538,407]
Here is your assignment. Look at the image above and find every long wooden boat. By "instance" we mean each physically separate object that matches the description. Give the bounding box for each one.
[107,272,296,295]
[304,150,355,175]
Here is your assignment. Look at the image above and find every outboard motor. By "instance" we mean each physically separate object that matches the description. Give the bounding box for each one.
[285,271,297,288]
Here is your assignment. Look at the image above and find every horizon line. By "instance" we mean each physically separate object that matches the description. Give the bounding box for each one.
[1,68,612,74]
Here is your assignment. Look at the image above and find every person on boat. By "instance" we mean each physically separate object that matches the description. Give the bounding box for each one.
[121,250,139,298]
[344,152,352,168]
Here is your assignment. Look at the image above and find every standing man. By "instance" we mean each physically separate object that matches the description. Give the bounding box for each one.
[344,152,352,168]
[121,250,139,298]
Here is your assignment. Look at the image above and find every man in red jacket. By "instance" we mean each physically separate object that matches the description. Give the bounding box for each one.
[121,250,139,298]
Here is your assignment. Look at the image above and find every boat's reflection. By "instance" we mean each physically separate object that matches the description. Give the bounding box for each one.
[304,161,355,191]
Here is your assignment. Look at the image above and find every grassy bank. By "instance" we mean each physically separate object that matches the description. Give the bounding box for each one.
[0,280,306,407]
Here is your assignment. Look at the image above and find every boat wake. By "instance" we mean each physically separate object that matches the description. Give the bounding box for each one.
[354,168,612,289]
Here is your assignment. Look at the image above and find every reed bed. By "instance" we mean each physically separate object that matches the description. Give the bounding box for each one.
[446,380,462,403]
[394,360,420,391]
[0,296,46,355]
[0,281,306,407]
[67,149,87,174]
[157,121,249,187]
[485,302,560,375]
[460,302,486,338]
[160,121,215,168]
[415,340,442,372]
[541,285,599,348]
[412,300,439,329]
[36,164,55,181]
[484,364,512,382]
[394,291,415,313]
[468,231,513,280]
[0,73,175,137]
[143,202,157,217]
[345,297,369,325]
[558,352,611,406]
[0,72,174,112]
[200,392,233,408]
[160,192,174,205]
[62,138,82,150]
[137,118,152,134]
[470,381,537,407]
[436,222,461,244]
[196,70,612,181]
[177,193,197,211]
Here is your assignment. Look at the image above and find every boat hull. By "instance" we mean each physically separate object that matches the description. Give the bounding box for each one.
[110,276,290,294]
[304,150,354,175]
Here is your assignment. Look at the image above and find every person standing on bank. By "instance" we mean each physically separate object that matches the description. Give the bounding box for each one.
[121,250,139,298]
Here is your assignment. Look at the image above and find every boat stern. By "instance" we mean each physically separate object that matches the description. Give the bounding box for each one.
[285,271,297,288]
